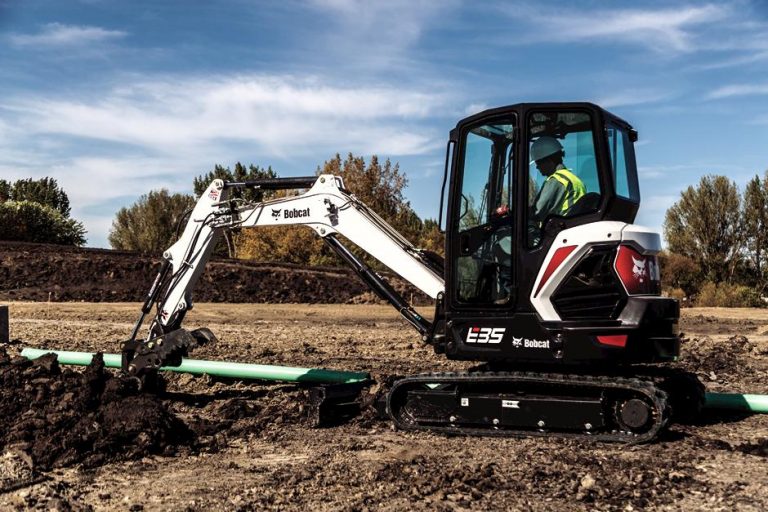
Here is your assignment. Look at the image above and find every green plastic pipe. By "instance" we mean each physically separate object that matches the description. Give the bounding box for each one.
[20,348,370,384]
[704,392,768,413]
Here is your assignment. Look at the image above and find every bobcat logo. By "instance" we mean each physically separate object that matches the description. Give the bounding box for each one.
[271,209,282,220]
[632,256,646,282]
[512,336,523,348]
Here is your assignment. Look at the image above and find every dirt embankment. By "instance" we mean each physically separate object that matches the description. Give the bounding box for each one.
[0,241,430,304]
[0,350,190,471]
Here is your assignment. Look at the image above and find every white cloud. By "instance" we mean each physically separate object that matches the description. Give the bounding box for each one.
[305,0,458,69]
[308,0,449,39]
[463,103,489,116]
[707,83,768,99]
[642,194,679,211]
[8,22,127,47]
[0,73,456,246]
[4,74,450,158]
[694,50,768,70]
[595,90,673,109]
[502,4,728,53]
[47,157,185,205]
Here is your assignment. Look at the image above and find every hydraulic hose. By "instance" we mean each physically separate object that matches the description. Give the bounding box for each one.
[21,348,370,384]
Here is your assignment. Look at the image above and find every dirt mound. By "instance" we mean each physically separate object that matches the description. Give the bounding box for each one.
[0,349,191,472]
[679,334,765,389]
[0,241,431,304]
[680,314,760,335]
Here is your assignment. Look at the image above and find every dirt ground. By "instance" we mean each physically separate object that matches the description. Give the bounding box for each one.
[2,302,768,511]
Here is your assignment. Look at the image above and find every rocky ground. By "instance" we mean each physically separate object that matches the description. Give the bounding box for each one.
[0,302,767,511]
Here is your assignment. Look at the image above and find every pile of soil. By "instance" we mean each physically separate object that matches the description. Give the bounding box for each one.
[0,349,190,472]
[679,334,768,390]
[0,241,431,304]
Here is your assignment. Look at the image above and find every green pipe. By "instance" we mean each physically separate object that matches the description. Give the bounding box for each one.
[704,392,768,413]
[21,348,370,384]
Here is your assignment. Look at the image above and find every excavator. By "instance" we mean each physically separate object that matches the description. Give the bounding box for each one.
[120,102,704,443]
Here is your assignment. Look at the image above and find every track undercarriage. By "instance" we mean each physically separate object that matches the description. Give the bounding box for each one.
[385,367,703,443]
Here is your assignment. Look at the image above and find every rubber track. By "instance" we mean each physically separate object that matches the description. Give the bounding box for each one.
[386,371,670,444]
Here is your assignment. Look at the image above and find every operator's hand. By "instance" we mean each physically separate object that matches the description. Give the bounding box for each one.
[493,204,510,218]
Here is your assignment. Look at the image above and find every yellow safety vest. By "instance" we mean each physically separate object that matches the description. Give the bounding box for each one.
[546,168,586,213]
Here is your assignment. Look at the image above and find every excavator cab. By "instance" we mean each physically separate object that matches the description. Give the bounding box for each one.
[438,103,677,366]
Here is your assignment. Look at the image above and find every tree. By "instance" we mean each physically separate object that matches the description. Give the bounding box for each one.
[194,162,277,203]
[0,177,84,245]
[0,180,10,202]
[664,175,742,283]
[657,251,702,297]
[318,154,422,240]
[742,171,768,292]
[416,218,445,256]
[194,163,279,257]
[0,201,86,245]
[109,189,196,254]
[8,177,71,217]
[237,153,443,268]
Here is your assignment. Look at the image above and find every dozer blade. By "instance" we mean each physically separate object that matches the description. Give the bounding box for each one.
[121,327,217,375]
[307,381,370,427]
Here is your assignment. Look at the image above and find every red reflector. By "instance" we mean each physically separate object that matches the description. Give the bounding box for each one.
[614,245,661,295]
[597,335,627,348]
[535,245,577,297]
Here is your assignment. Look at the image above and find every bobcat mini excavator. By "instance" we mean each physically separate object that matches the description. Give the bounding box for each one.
[121,102,704,443]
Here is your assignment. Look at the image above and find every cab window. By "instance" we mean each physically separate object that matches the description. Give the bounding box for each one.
[527,111,601,247]
[607,124,640,203]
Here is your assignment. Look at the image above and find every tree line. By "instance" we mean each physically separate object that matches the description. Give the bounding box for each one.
[663,173,768,307]
[0,178,86,245]
[108,154,445,267]
[6,161,763,309]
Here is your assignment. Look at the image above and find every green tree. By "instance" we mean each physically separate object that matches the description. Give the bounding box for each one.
[9,177,71,217]
[193,163,279,257]
[194,162,277,203]
[658,251,702,297]
[417,218,445,256]
[0,180,10,202]
[319,153,422,240]
[0,201,86,245]
[109,189,196,254]
[238,154,431,268]
[664,175,743,283]
[742,171,768,292]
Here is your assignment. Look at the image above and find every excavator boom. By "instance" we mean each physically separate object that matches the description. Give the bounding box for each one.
[122,174,445,375]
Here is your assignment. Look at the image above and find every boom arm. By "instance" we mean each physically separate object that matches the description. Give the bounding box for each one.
[124,174,446,373]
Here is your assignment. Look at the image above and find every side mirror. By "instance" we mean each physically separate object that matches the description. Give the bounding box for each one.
[629,129,639,143]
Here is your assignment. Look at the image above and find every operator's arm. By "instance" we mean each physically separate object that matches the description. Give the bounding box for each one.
[533,178,566,224]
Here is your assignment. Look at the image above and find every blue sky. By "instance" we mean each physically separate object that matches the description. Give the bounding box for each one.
[0,0,767,248]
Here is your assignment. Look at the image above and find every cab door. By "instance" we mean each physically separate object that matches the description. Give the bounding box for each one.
[449,115,517,309]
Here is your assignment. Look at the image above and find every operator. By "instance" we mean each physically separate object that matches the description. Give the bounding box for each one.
[530,136,586,225]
